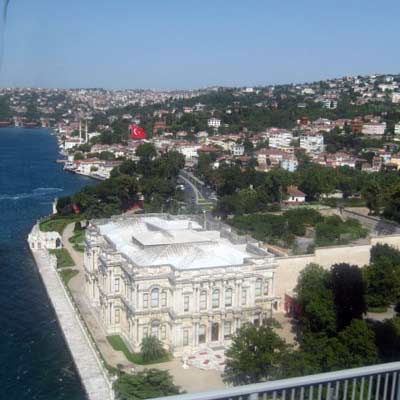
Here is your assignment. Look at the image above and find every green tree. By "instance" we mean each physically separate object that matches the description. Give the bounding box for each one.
[295,264,336,337]
[297,164,337,200]
[336,320,378,368]
[56,196,73,216]
[364,244,400,307]
[74,151,85,161]
[374,317,400,362]
[98,151,115,161]
[224,322,291,385]
[136,143,157,161]
[140,336,167,363]
[331,263,366,330]
[362,180,382,215]
[113,369,181,400]
[300,321,378,373]
[383,187,400,223]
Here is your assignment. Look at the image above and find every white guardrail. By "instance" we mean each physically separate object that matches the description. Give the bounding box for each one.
[154,362,400,400]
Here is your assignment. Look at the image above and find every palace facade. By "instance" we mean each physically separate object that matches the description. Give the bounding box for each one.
[84,214,279,356]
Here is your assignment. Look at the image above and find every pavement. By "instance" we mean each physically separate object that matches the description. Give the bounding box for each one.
[154,359,225,393]
[62,224,128,368]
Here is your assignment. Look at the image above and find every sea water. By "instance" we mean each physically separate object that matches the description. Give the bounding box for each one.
[0,128,91,400]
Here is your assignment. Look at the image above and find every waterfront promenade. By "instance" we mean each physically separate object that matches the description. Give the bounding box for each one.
[31,247,113,400]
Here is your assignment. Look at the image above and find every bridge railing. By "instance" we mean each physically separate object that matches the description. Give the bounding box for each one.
[153,362,400,400]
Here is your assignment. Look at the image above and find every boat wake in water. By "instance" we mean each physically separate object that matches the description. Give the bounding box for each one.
[0,187,63,201]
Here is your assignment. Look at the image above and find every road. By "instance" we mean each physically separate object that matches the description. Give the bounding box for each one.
[178,169,217,211]
[341,209,400,236]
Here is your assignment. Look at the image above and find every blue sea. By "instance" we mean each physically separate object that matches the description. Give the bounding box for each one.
[0,128,91,400]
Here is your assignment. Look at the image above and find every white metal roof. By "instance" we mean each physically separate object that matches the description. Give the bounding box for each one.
[98,216,257,269]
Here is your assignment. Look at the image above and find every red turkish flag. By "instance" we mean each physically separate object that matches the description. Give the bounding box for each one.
[130,124,147,139]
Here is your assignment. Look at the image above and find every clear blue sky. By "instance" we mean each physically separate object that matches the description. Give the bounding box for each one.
[1,0,399,89]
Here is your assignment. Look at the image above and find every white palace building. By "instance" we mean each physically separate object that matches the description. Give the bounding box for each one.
[84,214,279,356]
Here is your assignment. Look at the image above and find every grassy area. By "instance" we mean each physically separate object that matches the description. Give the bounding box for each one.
[49,248,75,268]
[39,216,79,234]
[315,216,369,247]
[69,229,85,252]
[368,306,388,313]
[320,198,366,208]
[106,335,171,365]
[59,268,79,286]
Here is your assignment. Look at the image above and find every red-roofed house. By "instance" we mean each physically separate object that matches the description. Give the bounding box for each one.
[284,186,306,206]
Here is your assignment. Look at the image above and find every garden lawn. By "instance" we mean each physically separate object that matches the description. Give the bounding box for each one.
[49,248,75,268]
[106,335,171,365]
[39,216,79,234]
[59,268,79,286]
[69,229,85,252]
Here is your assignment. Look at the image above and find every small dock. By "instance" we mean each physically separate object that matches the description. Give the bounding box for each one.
[31,248,114,400]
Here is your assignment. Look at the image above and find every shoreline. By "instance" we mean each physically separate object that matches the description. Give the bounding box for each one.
[26,129,114,399]
[28,225,114,400]
[63,167,106,181]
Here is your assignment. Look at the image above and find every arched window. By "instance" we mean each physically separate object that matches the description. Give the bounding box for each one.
[212,289,220,308]
[255,278,263,297]
[200,291,207,310]
[225,288,233,307]
[151,288,159,308]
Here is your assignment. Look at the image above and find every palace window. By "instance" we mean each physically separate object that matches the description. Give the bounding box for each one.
[225,288,233,307]
[224,321,232,339]
[114,277,120,293]
[143,293,149,308]
[200,291,207,310]
[151,288,159,308]
[183,329,189,346]
[198,325,206,344]
[143,326,148,337]
[241,289,247,306]
[151,322,159,338]
[212,289,220,308]
[161,290,167,307]
[184,295,190,312]
[114,308,120,324]
[264,280,270,296]
[160,325,166,340]
[255,278,263,297]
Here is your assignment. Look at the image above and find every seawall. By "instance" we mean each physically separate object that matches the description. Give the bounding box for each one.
[29,226,114,400]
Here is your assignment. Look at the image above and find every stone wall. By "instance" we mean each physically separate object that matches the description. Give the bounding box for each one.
[274,235,400,311]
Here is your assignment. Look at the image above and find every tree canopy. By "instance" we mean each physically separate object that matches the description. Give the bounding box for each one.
[113,369,181,400]
[224,322,291,385]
